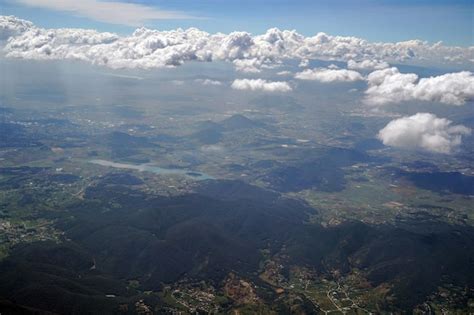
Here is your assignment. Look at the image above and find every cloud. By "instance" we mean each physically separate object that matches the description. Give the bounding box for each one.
[277,70,292,76]
[295,68,364,82]
[231,79,292,92]
[15,0,194,26]
[347,59,389,70]
[1,16,473,72]
[365,67,474,106]
[377,113,471,154]
[201,144,224,152]
[195,79,222,86]
[0,15,33,40]
[298,59,310,68]
[233,58,262,73]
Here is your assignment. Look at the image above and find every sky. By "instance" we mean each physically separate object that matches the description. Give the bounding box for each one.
[0,0,472,46]
[0,1,473,155]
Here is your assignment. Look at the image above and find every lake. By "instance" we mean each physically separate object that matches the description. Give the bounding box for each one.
[89,159,214,181]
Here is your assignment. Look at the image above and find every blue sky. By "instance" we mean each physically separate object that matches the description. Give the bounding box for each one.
[1,0,472,46]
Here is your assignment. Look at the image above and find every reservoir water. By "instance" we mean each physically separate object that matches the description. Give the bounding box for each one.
[89,159,213,180]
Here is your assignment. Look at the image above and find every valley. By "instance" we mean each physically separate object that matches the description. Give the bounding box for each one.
[1,98,473,314]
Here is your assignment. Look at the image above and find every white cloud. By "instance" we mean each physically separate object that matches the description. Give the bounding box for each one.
[1,16,473,72]
[377,113,471,154]
[201,144,224,152]
[0,15,33,40]
[365,67,474,106]
[347,59,389,70]
[277,70,292,76]
[195,79,222,86]
[231,79,292,92]
[15,0,194,26]
[233,58,262,73]
[298,59,310,68]
[295,68,364,82]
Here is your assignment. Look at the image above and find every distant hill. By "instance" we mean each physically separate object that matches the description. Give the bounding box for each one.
[263,148,373,192]
[191,128,223,145]
[219,114,265,131]
[105,131,156,148]
[399,170,474,195]
[103,131,159,158]
[193,179,280,202]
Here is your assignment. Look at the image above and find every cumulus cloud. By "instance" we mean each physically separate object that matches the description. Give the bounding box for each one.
[1,16,473,72]
[0,15,33,40]
[347,59,389,70]
[15,0,194,26]
[377,113,471,154]
[195,78,222,86]
[233,59,262,73]
[295,68,364,82]
[365,67,474,106]
[231,79,292,92]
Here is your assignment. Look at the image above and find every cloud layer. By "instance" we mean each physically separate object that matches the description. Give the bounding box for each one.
[377,113,471,154]
[295,68,364,82]
[231,79,292,92]
[365,68,474,106]
[1,15,472,72]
